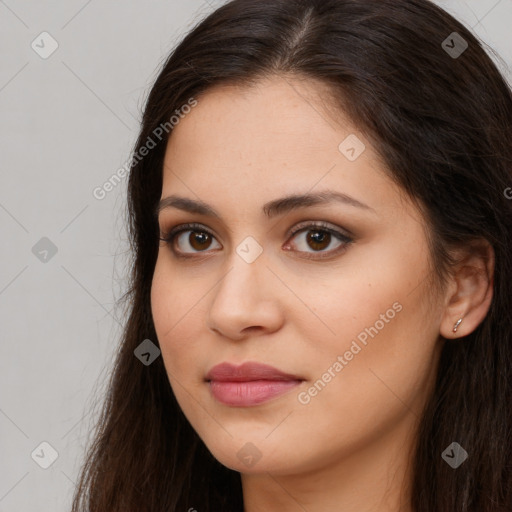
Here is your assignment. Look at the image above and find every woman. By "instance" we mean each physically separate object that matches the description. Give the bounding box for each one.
[71,0,512,510]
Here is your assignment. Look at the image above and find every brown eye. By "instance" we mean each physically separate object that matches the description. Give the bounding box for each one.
[284,221,353,260]
[305,229,332,251]
[159,224,221,255]
[160,221,353,260]
[186,231,214,251]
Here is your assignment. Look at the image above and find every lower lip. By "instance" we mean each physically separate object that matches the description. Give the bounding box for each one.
[208,379,302,406]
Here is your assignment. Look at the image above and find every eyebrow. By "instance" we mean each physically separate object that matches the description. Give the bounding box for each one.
[155,190,376,220]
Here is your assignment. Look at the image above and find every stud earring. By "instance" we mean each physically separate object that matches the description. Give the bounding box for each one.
[453,318,463,333]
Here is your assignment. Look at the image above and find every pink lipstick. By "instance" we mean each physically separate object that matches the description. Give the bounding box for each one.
[205,361,303,406]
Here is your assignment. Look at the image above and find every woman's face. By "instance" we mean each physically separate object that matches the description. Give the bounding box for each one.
[151,75,445,475]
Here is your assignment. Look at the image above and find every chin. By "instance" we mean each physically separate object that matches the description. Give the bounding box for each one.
[202,437,299,475]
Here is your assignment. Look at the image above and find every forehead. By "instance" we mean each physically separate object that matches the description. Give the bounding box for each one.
[160,75,407,220]
[165,75,349,159]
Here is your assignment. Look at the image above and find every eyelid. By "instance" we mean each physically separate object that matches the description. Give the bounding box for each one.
[160,222,217,244]
[286,219,353,240]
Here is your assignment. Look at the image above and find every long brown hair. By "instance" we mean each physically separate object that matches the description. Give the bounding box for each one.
[70,0,512,510]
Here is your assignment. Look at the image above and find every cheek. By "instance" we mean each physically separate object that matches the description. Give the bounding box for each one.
[150,258,207,377]
[292,244,437,407]
[151,256,196,331]
[285,296,438,467]
[287,266,410,365]
[151,263,175,345]
[150,266,207,426]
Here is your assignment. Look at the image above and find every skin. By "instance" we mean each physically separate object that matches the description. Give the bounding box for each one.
[150,75,494,512]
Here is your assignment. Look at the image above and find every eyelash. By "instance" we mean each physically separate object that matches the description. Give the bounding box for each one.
[158,221,353,260]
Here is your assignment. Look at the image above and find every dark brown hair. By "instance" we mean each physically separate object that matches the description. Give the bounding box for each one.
[70,0,512,510]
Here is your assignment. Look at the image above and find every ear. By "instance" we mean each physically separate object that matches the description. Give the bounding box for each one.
[440,239,495,339]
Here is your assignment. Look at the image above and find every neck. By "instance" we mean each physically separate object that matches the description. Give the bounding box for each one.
[241,409,418,512]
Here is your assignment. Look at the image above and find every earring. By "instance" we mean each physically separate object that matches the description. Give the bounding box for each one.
[453,318,463,333]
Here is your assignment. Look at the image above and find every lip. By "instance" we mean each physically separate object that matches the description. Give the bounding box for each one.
[206,361,303,382]
[205,362,304,407]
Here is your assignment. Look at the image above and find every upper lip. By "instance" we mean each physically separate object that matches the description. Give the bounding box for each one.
[205,362,303,382]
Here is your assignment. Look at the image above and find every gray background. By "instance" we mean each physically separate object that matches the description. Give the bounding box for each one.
[0,1,510,510]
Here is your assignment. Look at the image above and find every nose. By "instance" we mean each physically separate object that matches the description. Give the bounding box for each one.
[207,250,284,340]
